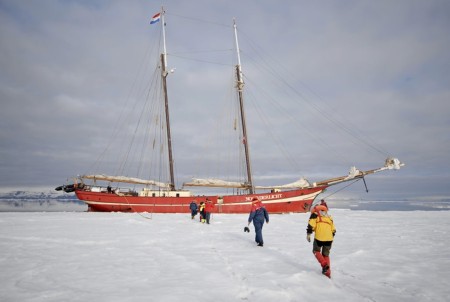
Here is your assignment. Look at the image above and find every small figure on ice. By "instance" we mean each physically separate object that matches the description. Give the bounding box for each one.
[189,200,198,219]
[306,199,336,278]
[247,197,269,247]
[204,199,214,224]
[199,201,206,223]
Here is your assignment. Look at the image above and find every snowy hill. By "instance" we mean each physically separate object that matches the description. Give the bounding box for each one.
[0,189,85,212]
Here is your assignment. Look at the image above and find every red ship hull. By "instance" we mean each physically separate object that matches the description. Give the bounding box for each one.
[75,186,327,214]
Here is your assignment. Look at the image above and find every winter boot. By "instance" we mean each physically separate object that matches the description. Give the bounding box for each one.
[322,256,331,278]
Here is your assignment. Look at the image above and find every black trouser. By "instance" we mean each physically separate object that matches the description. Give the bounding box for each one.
[313,239,333,257]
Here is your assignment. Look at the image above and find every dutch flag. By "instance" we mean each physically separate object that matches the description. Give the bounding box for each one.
[150,13,161,25]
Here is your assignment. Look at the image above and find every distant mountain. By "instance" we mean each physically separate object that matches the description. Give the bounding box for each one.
[0,189,86,212]
[1,189,64,199]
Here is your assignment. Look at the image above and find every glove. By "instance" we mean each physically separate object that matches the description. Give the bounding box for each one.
[244,226,250,233]
[306,234,311,242]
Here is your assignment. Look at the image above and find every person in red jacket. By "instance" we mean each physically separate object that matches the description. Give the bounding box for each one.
[204,199,214,224]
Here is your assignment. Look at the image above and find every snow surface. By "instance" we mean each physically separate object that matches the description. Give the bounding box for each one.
[1,210,449,302]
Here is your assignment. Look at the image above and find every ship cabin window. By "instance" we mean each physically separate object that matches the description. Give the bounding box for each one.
[176,193,180,197]
[152,193,156,197]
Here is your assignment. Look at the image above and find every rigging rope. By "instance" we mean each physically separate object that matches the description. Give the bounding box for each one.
[170,53,232,66]
[162,12,389,189]
[238,29,390,159]
[123,195,153,220]
[322,179,361,199]
[165,12,230,28]
[84,24,164,182]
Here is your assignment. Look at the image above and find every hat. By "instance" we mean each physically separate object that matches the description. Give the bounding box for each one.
[320,199,328,210]
[311,204,328,213]
[251,197,260,203]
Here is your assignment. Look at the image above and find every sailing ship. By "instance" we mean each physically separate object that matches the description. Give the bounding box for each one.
[56,9,404,213]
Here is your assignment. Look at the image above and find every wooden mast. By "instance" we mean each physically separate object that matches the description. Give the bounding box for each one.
[160,8,175,191]
[233,19,254,194]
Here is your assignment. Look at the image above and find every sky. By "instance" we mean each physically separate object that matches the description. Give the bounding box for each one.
[1,210,450,301]
[1,0,450,201]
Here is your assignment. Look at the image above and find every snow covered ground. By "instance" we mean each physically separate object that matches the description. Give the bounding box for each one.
[1,210,449,301]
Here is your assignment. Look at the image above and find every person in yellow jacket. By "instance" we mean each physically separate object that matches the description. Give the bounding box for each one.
[199,201,206,223]
[306,199,336,278]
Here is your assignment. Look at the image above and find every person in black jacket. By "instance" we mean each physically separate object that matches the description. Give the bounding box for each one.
[247,197,269,247]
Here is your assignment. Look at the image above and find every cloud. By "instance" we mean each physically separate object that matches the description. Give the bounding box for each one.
[0,0,449,200]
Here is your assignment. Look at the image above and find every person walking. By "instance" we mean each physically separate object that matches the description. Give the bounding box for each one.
[306,199,336,278]
[199,201,206,223]
[247,197,269,247]
[204,199,214,224]
[189,200,198,219]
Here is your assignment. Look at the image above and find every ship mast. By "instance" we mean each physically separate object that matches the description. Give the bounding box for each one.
[160,8,175,191]
[233,19,254,194]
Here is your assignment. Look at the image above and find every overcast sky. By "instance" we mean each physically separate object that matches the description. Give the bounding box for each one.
[1,0,449,201]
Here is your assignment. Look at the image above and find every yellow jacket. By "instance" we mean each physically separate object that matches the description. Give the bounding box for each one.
[307,211,336,242]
